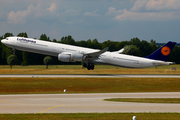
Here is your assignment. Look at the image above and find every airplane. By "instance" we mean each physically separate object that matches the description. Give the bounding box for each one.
[1,36,176,70]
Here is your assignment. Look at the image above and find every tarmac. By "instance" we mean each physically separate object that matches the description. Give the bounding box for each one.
[0,92,180,113]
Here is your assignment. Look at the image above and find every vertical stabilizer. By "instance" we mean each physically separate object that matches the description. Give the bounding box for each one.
[145,41,176,61]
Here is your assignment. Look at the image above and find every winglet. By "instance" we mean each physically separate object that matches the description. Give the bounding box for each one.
[112,48,124,54]
[145,41,176,61]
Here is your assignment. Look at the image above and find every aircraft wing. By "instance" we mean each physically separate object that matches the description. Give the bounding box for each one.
[85,47,109,60]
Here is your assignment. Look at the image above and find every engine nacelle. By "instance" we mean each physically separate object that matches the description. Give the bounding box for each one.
[71,53,84,61]
[58,53,85,62]
[58,54,70,62]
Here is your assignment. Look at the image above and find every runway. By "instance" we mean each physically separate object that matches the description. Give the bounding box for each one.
[0,92,180,113]
[1,74,180,78]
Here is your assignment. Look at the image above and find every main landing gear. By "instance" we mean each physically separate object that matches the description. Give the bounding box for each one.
[83,63,94,70]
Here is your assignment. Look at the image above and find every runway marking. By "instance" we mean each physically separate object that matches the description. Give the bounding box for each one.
[0,100,6,104]
[37,104,64,113]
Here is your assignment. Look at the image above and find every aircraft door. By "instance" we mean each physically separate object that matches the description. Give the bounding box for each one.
[11,38,15,44]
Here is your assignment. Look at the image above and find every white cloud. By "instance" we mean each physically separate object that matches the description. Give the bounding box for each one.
[64,9,81,16]
[8,4,36,24]
[7,1,82,24]
[110,0,180,21]
[130,0,180,11]
[114,9,179,21]
[106,7,123,15]
[48,3,56,12]
[146,0,180,11]
[130,0,149,12]
[84,9,99,16]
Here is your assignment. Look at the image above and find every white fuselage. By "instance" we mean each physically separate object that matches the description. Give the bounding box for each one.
[1,37,172,68]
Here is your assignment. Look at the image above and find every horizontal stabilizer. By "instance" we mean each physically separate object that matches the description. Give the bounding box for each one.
[152,61,175,66]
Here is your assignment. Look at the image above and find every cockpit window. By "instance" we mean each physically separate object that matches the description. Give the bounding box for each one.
[6,38,8,40]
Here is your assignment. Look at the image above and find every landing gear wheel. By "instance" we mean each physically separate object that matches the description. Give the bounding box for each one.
[83,63,87,68]
[87,63,94,70]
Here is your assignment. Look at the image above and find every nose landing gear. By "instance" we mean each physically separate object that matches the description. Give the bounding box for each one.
[13,48,16,54]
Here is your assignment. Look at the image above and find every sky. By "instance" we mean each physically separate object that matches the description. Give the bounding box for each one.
[0,0,180,43]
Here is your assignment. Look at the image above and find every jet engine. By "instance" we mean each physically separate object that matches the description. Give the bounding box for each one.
[58,52,85,62]
[58,54,71,62]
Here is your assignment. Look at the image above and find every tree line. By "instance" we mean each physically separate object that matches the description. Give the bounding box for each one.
[0,32,180,66]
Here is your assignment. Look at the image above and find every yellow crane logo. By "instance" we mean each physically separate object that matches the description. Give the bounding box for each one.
[161,46,170,56]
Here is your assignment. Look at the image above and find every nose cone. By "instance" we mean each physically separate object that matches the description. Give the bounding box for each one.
[1,39,6,44]
[1,39,4,43]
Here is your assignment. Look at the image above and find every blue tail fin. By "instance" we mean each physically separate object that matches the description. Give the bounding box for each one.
[145,41,176,61]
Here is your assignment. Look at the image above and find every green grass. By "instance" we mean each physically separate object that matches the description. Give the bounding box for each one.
[1,78,180,94]
[0,65,83,69]
[104,98,180,103]
[0,65,117,69]
[0,113,180,120]
[0,64,179,74]
[0,64,180,69]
